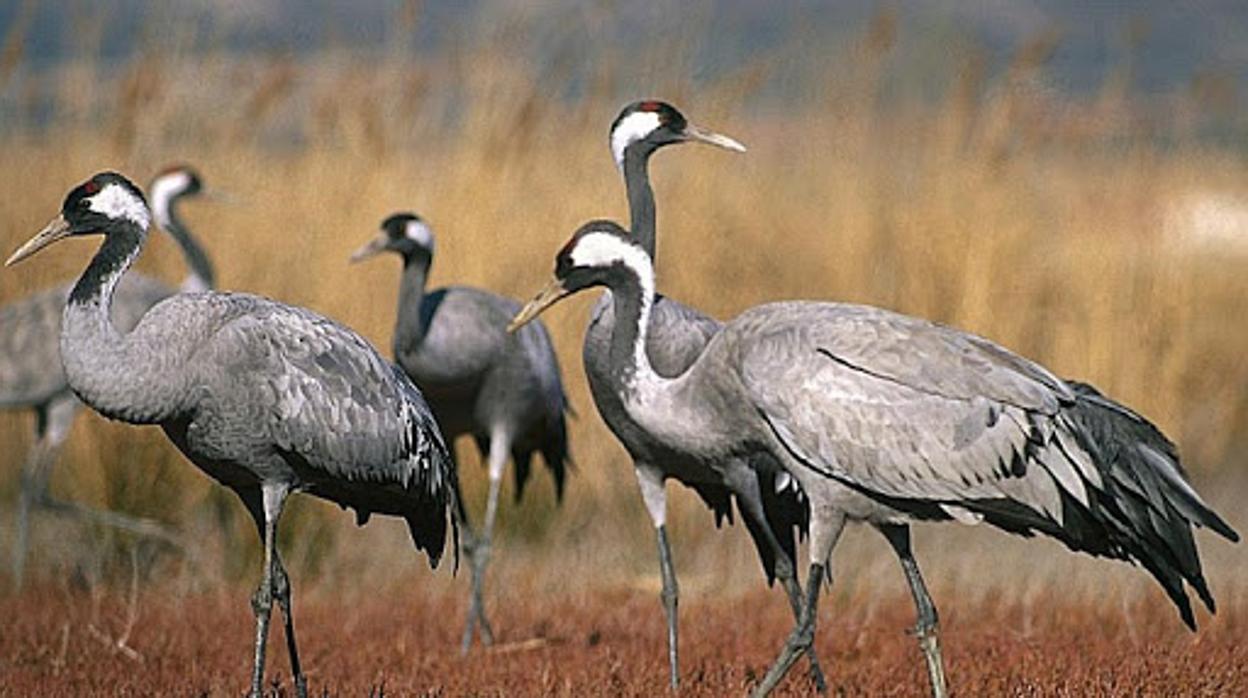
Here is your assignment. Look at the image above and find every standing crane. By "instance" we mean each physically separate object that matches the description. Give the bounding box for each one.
[6,172,458,698]
[587,101,822,688]
[350,212,571,651]
[510,220,1239,698]
[4,164,215,587]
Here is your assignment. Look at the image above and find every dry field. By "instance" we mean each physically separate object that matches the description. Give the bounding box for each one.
[1,5,1246,695]
[2,505,1245,696]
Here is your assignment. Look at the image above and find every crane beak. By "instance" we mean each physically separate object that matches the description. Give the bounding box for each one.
[681,123,747,153]
[508,277,569,333]
[6,214,73,267]
[349,235,388,263]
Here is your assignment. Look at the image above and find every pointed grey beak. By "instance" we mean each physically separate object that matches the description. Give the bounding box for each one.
[6,214,73,267]
[508,277,570,333]
[682,123,747,153]
[349,235,389,264]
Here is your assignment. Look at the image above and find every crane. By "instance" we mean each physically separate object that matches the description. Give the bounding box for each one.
[586,101,822,688]
[509,220,1239,698]
[350,211,571,651]
[6,172,458,698]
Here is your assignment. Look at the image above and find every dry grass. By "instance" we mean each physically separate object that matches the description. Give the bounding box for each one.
[0,7,1244,605]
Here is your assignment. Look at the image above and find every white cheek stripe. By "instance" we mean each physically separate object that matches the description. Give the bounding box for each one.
[405,220,435,251]
[570,230,655,373]
[611,111,662,169]
[90,183,151,229]
[570,231,653,287]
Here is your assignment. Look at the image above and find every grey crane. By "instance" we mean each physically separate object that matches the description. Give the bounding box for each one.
[350,212,571,651]
[510,220,1239,698]
[6,172,458,698]
[4,164,215,587]
[587,100,822,689]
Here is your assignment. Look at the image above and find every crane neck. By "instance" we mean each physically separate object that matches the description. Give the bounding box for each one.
[622,146,658,258]
[154,193,216,292]
[62,222,185,424]
[394,252,433,355]
[603,259,661,394]
[68,224,147,308]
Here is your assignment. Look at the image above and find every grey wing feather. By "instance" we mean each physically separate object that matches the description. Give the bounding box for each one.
[758,301,1072,413]
[515,314,570,422]
[648,294,721,376]
[735,301,1085,505]
[190,293,456,564]
[211,298,448,488]
[0,284,72,406]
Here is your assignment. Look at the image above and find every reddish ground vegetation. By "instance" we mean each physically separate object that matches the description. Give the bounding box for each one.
[2,581,1243,696]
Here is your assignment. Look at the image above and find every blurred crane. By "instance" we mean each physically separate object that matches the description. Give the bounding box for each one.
[6,172,458,698]
[350,212,571,651]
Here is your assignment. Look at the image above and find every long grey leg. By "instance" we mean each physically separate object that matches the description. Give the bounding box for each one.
[656,524,680,689]
[635,464,679,689]
[879,524,947,698]
[247,482,290,698]
[12,398,77,589]
[462,429,507,651]
[729,467,827,693]
[13,417,54,589]
[752,562,825,698]
[273,555,307,698]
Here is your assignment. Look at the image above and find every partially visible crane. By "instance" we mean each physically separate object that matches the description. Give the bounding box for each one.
[351,212,571,651]
[7,172,458,698]
[4,164,215,586]
[585,101,822,688]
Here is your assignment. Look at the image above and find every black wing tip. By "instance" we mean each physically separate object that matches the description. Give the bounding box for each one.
[405,501,457,573]
[1205,516,1240,544]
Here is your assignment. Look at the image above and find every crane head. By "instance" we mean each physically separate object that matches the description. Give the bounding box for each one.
[609,99,746,170]
[7,172,149,267]
[509,220,652,333]
[350,212,435,264]
[149,163,204,202]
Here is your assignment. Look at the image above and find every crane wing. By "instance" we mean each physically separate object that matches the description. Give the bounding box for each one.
[734,301,1094,513]
[190,293,455,563]
[734,301,1237,627]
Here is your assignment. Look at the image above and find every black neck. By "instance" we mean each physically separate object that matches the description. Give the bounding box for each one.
[164,198,215,289]
[606,269,651,387]
[623,145,657,258]
[69,224,146,307]
[394,253,432,355]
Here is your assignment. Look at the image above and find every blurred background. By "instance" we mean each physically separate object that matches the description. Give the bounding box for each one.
[0,0,1244,613]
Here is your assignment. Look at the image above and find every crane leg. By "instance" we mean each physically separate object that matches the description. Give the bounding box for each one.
[11,398,75,589]
[731,472,827,693]
[879,524,947,698]
[751,562,825,698]
[635,464,679,689]
[462,431,507,651]
[273,555,307,698]
[247,482,290,698]
[656,524,680,690]
[12,427,54,589]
